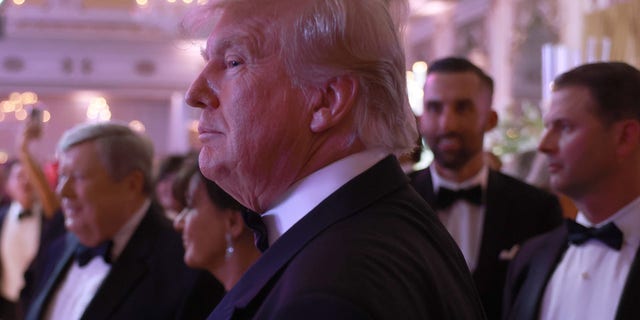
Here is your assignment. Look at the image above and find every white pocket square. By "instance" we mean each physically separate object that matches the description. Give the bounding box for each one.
[499,244,520,261]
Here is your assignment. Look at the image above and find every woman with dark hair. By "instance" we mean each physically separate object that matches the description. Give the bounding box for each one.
[154,154,188,219]
[173,158,261,290]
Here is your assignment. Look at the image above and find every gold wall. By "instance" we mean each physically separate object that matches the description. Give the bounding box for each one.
[583,0,640,68]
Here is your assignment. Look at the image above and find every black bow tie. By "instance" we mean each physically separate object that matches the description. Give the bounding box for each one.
[75,241,114,267]
[435,185,483,209]
[241,209,269,252]
[566,219,623,250]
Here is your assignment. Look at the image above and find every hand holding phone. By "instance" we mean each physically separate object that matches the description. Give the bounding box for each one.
[27,107,43,139]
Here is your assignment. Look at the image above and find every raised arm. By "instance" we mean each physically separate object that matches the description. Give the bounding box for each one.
[18,121,60,219]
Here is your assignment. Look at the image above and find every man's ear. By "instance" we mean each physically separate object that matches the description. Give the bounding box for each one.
[484,109,498,132]
[615,119,640,157]
[125,170,144,193]
[310,75,358,133]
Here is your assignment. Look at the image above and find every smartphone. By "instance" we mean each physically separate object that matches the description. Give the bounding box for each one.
[28,107,43,138]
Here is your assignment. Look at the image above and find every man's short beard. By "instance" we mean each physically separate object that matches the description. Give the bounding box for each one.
[432,149,473,171]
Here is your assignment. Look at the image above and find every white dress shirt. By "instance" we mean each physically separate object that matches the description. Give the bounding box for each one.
[45,199,151,320]
[430,165,488,272]
[0,202,42,301]
[262,149,388,245]
[539,196,640,320]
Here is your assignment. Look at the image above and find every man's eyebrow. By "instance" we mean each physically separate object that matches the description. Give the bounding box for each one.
[209,32,262,58]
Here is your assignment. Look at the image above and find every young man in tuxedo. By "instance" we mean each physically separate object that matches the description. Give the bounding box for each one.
[410,56,563,319]
[24,122,224,320]
[503,62,640,320]
[185,0,486,319]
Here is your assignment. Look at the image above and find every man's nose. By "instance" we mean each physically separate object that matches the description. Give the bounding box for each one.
[185,73,220,110]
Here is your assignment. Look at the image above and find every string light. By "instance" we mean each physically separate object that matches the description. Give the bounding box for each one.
[0,91,50,124]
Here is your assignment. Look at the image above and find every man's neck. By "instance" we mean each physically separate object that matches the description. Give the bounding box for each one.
[576,192,640,224]
[573,171,640,224]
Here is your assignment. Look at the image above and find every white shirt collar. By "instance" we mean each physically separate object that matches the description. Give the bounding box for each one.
[576,195,640,246]
[262,149,388,245]
[429,165,489,191]
[109,198,151,261]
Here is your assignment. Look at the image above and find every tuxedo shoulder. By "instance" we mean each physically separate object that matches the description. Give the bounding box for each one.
[491,171,549,193]
[267,197,482,318]
[513,224,565,263]
[490,171,559,203]
[132,209,191,275]
[408,167,429,184]
[408,167,428,179]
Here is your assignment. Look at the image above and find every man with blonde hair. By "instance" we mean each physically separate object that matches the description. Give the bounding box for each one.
[185,0,486,319]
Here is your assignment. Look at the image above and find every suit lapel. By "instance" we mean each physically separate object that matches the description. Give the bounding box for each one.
[25,234,76,320]
[475,170,509,277]
[79,209,158,320]
[615,243,640,319]
[210,156,408,319]
[512,227,567,320]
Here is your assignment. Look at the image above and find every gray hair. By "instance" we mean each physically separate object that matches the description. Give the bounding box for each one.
[184,0,417,155]
[56,122,154,194]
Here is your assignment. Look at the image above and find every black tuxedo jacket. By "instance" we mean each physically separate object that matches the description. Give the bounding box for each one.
[409,168,563,320]
[24,202,224,320]
[503,222,640,320]
[207,156,486,320]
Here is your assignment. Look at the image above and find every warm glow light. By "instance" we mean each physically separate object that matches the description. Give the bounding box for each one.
[99,109,112,121]
[43,110,51,123]
[410,0,455,16]
[167,0,177,3]
[182,0,193,3]
[0,152,8,165]
[94,97,107,107]
[129,120,146,133]
[412,61,428,74]
[20,92,38,105]
[87,97,111,122]
[15,109,28,121]
[9,92,20,101]
[87,106,98,119]
[136,0,148,6]
[0,101,13,113]
[12,0,25,5]
[197,0,208,4]
[407,70,425,116]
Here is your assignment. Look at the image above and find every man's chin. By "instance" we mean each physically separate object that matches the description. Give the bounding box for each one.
[434,157,468,171]
[199,159,232,183]
[549,179,569,195]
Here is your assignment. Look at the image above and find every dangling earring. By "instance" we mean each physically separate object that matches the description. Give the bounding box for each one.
[225,233,234,259]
